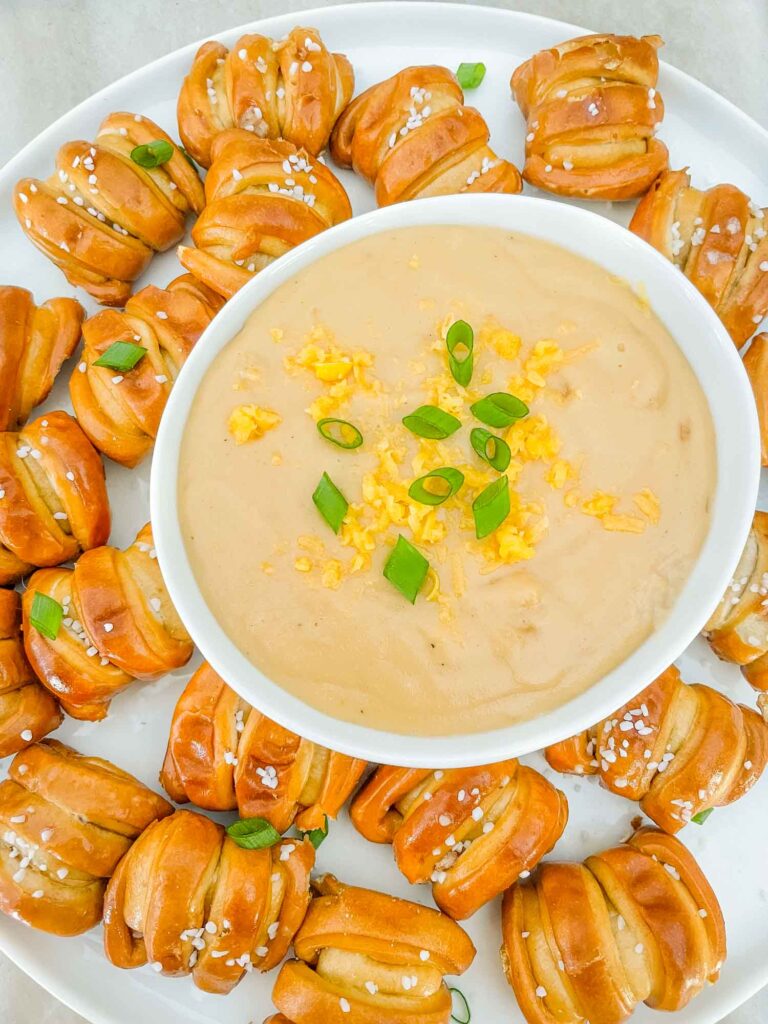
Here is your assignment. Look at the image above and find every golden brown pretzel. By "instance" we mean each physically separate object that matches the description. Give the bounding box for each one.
[271,874,476,1023]
[546,665,768,832]
[704,511,768,693]
[70,274,223,467]
[0,739,172,936]
[178,128,352,299]
[330,65,522,206]
[22,523,192,721]
[161,661,367,832]
[177,26,354,168]
[350,761,567,920]
[0,286,83,432]
[502,827,726,1024]
[13,113,204,307]
[744,334,768,465]
[510,34,668,200]
[0,589,62,758]
[630,169,768,346]
[0,410,110,585]
[103,808,314,994]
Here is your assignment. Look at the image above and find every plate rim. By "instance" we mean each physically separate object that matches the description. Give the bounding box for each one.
[1,4,767,1023]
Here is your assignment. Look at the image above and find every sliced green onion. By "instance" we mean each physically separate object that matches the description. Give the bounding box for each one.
[312,472,348,534]
[408,467,464,506]
[317,417,363,450]
[226,817,282,850]
[402,405,461,440]
[473,476,510,539]
[445,320,474,387]
[92,340,146,372]
[449,987,472,1024]
[29,592,63,641]
[691,808,714,825]
[470,427,511,472]
[305,815,330,850]
[456,62,486,90]
[470,392,529,428]
[179,146,197,168]
[130,139,174,168]
[383,535,430,604]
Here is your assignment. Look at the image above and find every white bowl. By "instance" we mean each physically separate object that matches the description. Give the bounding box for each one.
[151,193,759,767]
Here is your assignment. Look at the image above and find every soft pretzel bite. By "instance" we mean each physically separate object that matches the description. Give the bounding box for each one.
[178,26,353,168]
[13,113,204,306]
[70,274,223,467]
[271,874,475,1022]
[330,65,522,206]
[0,410,110,583]
[501,827,726,1023]
[161,660,366,832]
[0,739,172,936]
[178,129,351,299]
[22,523,191,720]
[351,760,567,919]
[103,808,314,994]
[511,33,668,200]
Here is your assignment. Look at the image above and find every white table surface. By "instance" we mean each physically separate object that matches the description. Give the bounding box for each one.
[0,1,766,1022]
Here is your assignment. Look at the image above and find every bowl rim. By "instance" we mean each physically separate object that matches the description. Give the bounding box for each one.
[151,192,760,767]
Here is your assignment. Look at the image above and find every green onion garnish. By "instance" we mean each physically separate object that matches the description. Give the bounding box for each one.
[317,417,363,450]
[473,476,510,539]
[130,139,174,168]
[691,808,714,825]
[470,392,529,428]
[29,592,63,641]
[470,427,511,472]
[226,817,282,849]
[179,146,197,168]
[449,987,472,1023]
[445,320,474,387]
[408,468,464,506]
[402,405,461,440]
[312,472,348,534]
[305,815,330,850]
[93,341,146,373]
[383,535,430,604]
[456,62,486,90]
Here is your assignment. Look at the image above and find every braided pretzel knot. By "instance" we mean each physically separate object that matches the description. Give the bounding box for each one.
[103,809,314,994]
[351,760,567,919]
[161,661,367,832]
[271,874,476,1023]
[22,523,192,721]
[0,589,62,758]
[630,169,768,346]
[0,286,83,432]
[178,26,354,168]
[330,65,522,206]
[13,113,204,306]
[501,827,726,1024]
[511,34,668,200]
[70,274,223,467]
[546,665,768,832]
[0,410,110,585]
[704,511,768,692]
[178,128,352,299]
[0,739,171,936]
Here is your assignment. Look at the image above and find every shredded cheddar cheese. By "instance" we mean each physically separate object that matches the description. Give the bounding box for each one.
[227,404,282,444]
[277,314,659,599]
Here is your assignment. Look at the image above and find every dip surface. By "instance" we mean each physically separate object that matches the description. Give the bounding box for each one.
[179,226,716,736]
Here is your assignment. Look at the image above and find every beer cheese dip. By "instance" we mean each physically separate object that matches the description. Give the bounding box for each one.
[179,226,716,737]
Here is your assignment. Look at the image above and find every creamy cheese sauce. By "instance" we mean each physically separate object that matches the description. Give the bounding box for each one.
[179,226,716,736]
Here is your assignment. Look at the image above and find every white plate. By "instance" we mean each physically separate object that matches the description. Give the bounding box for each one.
[1,4,767,1023]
